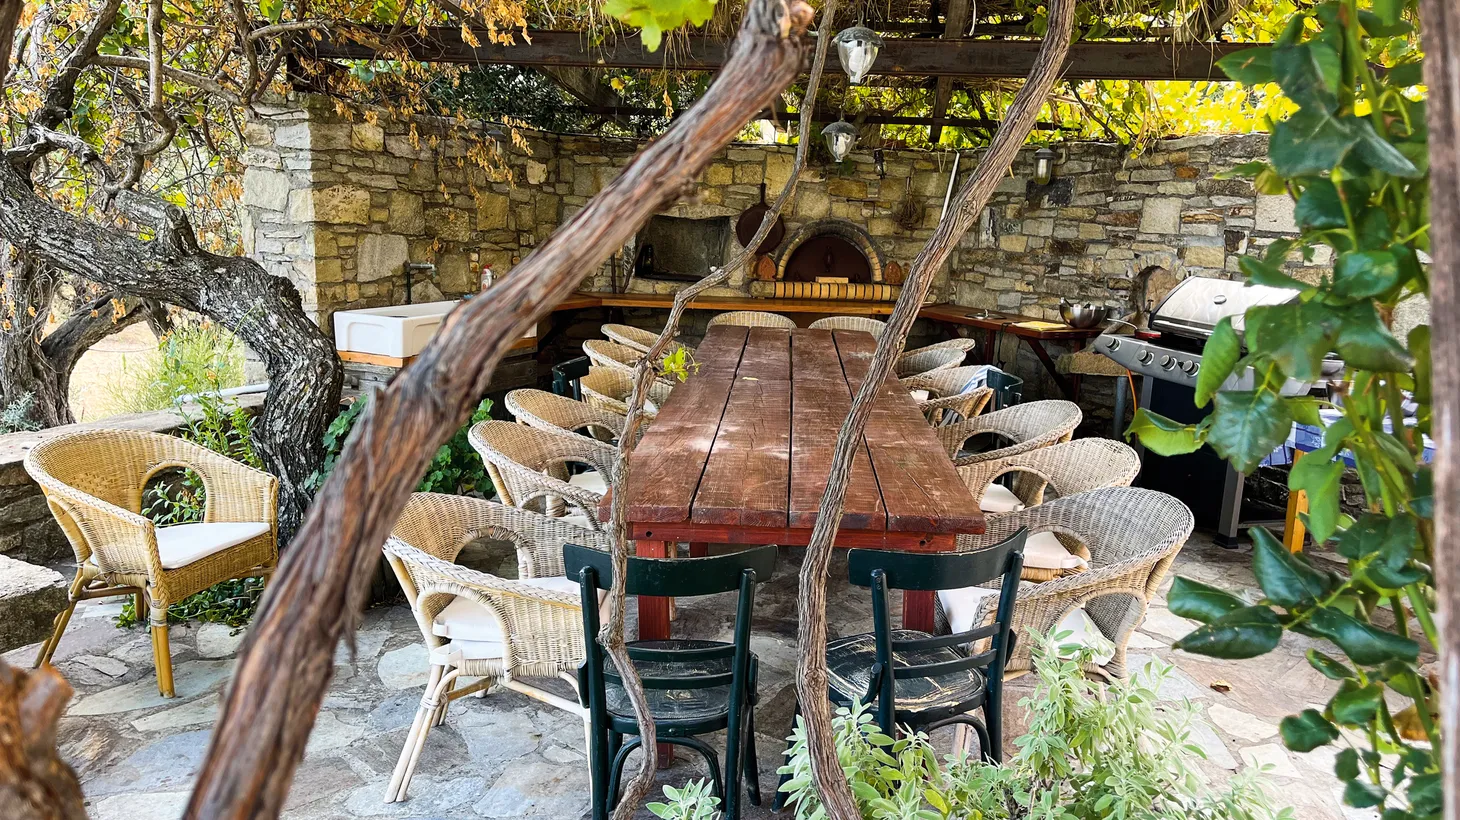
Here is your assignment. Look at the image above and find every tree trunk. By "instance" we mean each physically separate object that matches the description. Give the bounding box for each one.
[0,171,342,538]
[184,1,811,816]
[1419,0,1459,814]
[0,662,86,820]
[792,0,1076,813]
[0,255,72,427]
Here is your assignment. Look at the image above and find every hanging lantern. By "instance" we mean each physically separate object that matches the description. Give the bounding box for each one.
[1033,146,1059,185]
[822,120,858,162]
[835,26,883,84]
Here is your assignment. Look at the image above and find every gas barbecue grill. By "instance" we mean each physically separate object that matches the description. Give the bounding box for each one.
[1095,276,1334,547]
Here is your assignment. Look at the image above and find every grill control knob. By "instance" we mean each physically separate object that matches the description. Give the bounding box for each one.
[1160,355,1177,370]
[1105,338,1120,351]
[1179,360,1199,375]
[1137,351,1155,365]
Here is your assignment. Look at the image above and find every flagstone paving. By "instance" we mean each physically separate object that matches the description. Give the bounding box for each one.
[4,534,1384,819]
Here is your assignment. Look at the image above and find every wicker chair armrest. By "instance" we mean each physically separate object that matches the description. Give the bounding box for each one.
[514,483,608,531]
[42,485,160,575]
[184,450,278,525]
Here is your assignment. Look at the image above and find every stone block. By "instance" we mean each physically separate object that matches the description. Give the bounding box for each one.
[799,187,831,219]
[1183,245,1226,269]
[1024,218,1054,237]
[1139,197,1183,235]
[357,233,410,282]
[295,185,371,225]
[309,123,354,150]
[1255,194,1299,233]
[526,160,549,185]
[0,555,66,653]
[828,177,867,199]
[476,192,510,231]
[242,168,290,212]
[428,209,475,242]
[387,191,424,234]
[272,123,312,149]
[998,234,1028,252]
[763,153,794,190]
[438,252,474,292]
[351,123,384,152]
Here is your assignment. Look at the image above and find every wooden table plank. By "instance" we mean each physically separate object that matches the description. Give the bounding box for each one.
[690,375,792,527]
[692,324,750,379]
[832,331,984,535]
[735,327,791,381]
[787,330,885,530]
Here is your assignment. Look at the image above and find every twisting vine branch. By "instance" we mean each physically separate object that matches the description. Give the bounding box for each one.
[791,0,1076,814]
[602,6,837,816]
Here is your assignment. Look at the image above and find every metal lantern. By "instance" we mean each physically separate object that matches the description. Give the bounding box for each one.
[1033,146,1059,185]
[835,26,883,84]
[822,120,858,162]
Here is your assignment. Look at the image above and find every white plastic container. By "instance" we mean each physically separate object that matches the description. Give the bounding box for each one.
[333,301,461,359]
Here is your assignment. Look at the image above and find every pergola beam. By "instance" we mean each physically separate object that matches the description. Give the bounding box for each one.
[569,104,1068,129]
[309,27,1250,81]
[929,0,974,142]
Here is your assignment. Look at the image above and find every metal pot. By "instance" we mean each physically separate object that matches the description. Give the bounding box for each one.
[1059,301,1111,328]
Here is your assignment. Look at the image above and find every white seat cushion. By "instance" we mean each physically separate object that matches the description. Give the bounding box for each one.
[559,512,599,530]
[979,484,1025,514]
[569,469,608,496]
[909,389,931,403]
[936,585,1113,665]
[432,575,609,644]
[154,522,271,570]
[430,639,505,663]
[1022,531,1088,571]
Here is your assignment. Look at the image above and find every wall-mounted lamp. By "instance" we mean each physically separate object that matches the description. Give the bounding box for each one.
[822,120,858,162]
[874,148,886,178]
[1033,146,1060,186]
[835,26,883,84]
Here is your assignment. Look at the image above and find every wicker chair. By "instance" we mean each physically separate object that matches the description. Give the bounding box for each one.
[601,323,690,355]
[706,310,797,330]
[506,389,626,443]
[808,316,886,337]
[24,429,277,697]
[957,438,1141,511]
[384,493,611,802]
[908,338,978,357]
[935,400,1082,467]
[583,339,646,371]
[901,366,995,425]
[579,367,669,419]
[469,420,615,529]
[936,488,1194,680]
[894,346,965,378]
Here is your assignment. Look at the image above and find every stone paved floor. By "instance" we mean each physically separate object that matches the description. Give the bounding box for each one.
[5,533,1380,819]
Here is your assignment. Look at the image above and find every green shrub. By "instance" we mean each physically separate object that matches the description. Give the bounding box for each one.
[0,391,43,433]
[307,393,495,497]
[104,318,246,415]
[660,632,1291,819]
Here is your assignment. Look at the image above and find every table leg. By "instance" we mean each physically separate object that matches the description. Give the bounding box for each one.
[632,539,675,767]
[903,591,937,633]
[1284,451,1308,553]
[1024,339,1080,401]
[688,542,710,558]
[982,329,999,365]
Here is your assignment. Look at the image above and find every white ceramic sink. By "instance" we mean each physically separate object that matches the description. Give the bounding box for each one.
[334,299,539,359]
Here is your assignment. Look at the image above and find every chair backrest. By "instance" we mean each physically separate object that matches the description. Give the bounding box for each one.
[913,338,978,356]
[845,529,1027,729]
[468,420,614,518]
[566,543,777,730]
[553,355,592,400]
[706,310,797,330]
[809,316,886,337]
[582,339,643,371]
[601,323,661,353]
[506,389,624,443]
[936,400,1082,466]
[958,437,1140,509]
[895,346,965,378]
[580,367,667,419]
[392,492,610,579]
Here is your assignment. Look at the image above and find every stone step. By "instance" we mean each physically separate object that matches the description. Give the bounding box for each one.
[0,555,67,654]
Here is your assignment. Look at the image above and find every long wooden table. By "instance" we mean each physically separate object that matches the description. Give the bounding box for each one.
[606,325,987,642]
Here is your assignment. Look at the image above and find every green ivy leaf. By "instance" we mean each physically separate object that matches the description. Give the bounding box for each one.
[1252,527,1331,607]
[1173,605,1283,659]
[1332,250,1400,300]
[1293,179,1348,230]
[1288,455,1344,543]
[1353,119,1423,177]
[1307,649,1356,680]
[1238,255,1310,290]
[1408,773,1442,815]
[1343,779,1386,808]
[1247,301,1339,381]
[1387,61,1425,87]
[1167,576,1247,623]
[1272,42,1342,112]
[1330,680,1384,725]
[1334,303,1414,372]
[1334,747,1360,781]
[1195,318,1240,407]
[1280,709,1340,752]
[1124,408,1206,455]
[1309,607,1420,665]
[1205,389,1295,474]
[1337,513,1391,560]
[1217,46,1276,84]
[1270,109,1359,177]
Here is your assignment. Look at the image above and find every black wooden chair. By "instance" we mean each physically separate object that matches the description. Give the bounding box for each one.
[552,355,591,400]
[566,542,776,820]
[773,530,1026,810]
